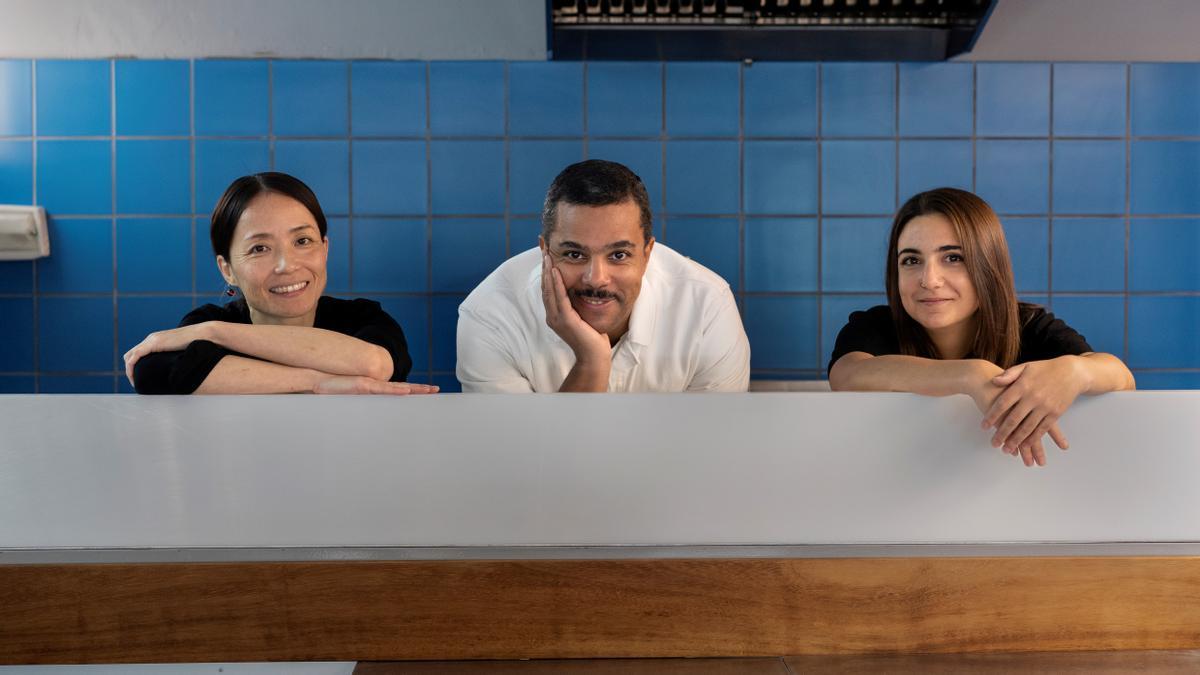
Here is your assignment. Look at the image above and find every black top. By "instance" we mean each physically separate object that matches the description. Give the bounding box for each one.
[132,296,412,394]
[828,303,1093,374]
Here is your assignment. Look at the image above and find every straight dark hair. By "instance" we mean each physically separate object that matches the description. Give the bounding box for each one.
[886,188,1022,368]
[210,172,328,260]
[541,159,653,244]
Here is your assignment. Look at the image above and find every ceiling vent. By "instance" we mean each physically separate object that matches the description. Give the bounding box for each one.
[549,0,996,61]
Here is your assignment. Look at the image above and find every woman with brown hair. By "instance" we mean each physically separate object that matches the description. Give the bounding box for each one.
[828,188,1134,467]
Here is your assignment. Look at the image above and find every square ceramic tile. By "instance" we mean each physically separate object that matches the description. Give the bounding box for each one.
[1130,218,1200,291]
[1131,141,1200,214]
[430,219,506,292]
[1053,63,1126,137]
[976,63,1050,137]
[743,218,817,292]
[664,141,738,214]
[975,140,1049,214]
[351,218,426,292]
[115,60,189,136]
[351,61,426,136]
[743,296,819,370]
[586,62,662,137]
[821,63,894,137]
[1131,63,1200,136]
[116,140,191,214]
[194,60,269,136]
[36,140,112,215]
[1052,140,1125,215]
[36,218,112,293]
[665,62,739,137]
[429,61,505,136]
[351,140,426,215]
[1128,296,1200,368]
[1051,218,1125,292]
[430,140,505,214]
[38,297,114,372]
[273,61,348,137]
[116,218,191,292]
[509,62,583,136]
[821,141,895,215]
[743,141,818,215]
[744,62,817,138]
[898,63,973,137]
[36,60,110,136]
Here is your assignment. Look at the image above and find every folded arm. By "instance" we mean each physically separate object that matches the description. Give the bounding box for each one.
[193,355,431,395]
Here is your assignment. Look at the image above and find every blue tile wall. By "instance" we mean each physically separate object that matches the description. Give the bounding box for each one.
[0,59,1197,392]
[272,61,348,137]
[0,60,33,136]
[115,60,189,136]
[350,62,426,137]
[744,218,818,293]
[663,218,740,290]
[976,63,1050,137]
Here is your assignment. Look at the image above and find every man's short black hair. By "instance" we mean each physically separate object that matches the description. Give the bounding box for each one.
[541,159,653,244]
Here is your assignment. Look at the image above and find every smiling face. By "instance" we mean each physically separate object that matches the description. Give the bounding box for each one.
[896,213,980,358]
[216,191,328,326]
[540,198,654,342]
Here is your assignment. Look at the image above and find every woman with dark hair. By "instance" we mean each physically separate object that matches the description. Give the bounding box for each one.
[126,172,436,396]
[828,188,1133,467]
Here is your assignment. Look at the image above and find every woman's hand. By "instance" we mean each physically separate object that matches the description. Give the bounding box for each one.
[982,356,1089,467]
[312,376,439,396]
[124,323,216,385]
[961,359,1005,415]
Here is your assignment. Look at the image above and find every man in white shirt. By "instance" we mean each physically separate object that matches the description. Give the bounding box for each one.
[456,159,750,393]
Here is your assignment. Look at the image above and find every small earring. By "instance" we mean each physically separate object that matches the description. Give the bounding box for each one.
[223,283,238,297]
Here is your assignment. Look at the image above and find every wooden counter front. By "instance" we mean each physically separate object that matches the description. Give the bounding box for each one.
[2,393,1198,663]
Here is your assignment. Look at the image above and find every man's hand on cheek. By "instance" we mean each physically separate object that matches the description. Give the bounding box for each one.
[541,253,612,365]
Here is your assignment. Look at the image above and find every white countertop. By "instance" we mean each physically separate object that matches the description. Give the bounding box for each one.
[2,392,1198,559]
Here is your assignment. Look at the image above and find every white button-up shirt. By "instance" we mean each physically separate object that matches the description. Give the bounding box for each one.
[456,245,750,393]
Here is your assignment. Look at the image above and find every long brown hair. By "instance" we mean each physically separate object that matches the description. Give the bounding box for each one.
[885,188,1021,367]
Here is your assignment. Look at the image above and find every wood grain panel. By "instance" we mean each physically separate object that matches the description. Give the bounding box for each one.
[3,557,1200,664]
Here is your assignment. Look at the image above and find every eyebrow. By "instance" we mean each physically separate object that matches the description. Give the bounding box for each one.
[241,224,318,241]
[898,244,963,256]
[557,240,637,252]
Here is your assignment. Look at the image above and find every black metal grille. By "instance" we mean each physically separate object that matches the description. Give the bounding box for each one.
[552,0,991,27]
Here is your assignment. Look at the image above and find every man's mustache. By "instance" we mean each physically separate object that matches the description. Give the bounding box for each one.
[571,288,618,301]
